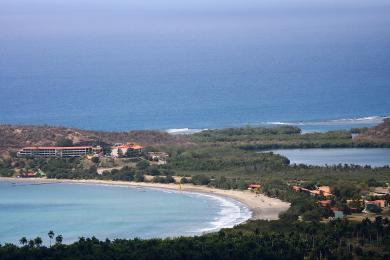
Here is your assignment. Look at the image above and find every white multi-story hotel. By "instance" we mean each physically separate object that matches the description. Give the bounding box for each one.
[17,146,102,158]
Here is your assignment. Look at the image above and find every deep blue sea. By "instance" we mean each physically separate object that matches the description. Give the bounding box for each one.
[0,0,389,131]
[0,182,250,244]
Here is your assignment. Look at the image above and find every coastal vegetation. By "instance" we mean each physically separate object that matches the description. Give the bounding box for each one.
[1,121,390,258]
[4,148,389,190]
[191,125,390,149]
[1,119,390,156]
[168,146,289,171]
[1,131,390,190]
[2,218,390,259]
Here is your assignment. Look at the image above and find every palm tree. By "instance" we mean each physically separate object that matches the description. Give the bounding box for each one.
[28,240,35,248]
[55,235,63,245]
[19,237,28,247]
[34,237,43,247]
[48,230,55,247]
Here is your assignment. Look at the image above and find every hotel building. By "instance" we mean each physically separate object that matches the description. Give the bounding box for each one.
[17,146,102,158]
[111,143,144,157]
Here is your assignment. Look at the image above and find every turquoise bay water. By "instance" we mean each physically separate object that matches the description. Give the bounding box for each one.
[267,148,390,167]
[0,182,250,245]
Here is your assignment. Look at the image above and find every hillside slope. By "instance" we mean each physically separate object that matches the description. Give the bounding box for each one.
[0,125,192,155]
[1,120,390,156]
[355,118,390,141]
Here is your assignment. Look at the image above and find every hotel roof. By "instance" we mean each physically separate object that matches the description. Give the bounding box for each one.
[21,146,93,150]
[112,145,144,149]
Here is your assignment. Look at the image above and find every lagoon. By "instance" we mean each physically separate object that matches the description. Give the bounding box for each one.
[267,148,390,167]
[0,181,250,245]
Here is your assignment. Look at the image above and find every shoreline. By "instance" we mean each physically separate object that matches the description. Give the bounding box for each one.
[0,177,290,221]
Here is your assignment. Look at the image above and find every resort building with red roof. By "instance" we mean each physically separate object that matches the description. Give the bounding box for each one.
[111,143,144,158]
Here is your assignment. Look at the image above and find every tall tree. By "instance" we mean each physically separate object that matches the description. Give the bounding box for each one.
[34,237,42,247]
[19,237,27,247]
[55,235,63,245]
[28,240,35,248]
[48,230,55,247]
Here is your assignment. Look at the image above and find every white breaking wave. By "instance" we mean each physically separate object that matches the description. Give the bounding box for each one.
[175,192,252,234]
[260,115,389,127]
[164,115,388,135]
[166,128,207,135]
[133,187,252,234]
[197,195,252,233]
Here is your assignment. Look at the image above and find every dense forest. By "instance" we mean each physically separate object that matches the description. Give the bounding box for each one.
[192,125,390,149]
[2,218,390,259]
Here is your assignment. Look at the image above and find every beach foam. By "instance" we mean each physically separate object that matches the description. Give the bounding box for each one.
[139,187,252,233]
[96,184,254,235]
[259,115,388,127]
[201,195,252,232]
[163,115,388,135]
[139,186,252,234]
[165,128,207,135]
[180,192,252,234]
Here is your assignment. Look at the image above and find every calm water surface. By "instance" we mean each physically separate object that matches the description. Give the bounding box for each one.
[0,0,389,131]
[267,148,390,167]
[0,182,250,245]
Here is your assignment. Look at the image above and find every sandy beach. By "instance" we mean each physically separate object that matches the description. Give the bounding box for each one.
[0,177,290,221]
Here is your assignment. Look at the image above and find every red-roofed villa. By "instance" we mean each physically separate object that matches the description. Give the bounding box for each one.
[111,143,144,157]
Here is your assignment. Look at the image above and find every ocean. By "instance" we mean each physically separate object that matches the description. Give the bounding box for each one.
[0,181,251,245]
[0,0,390,132]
